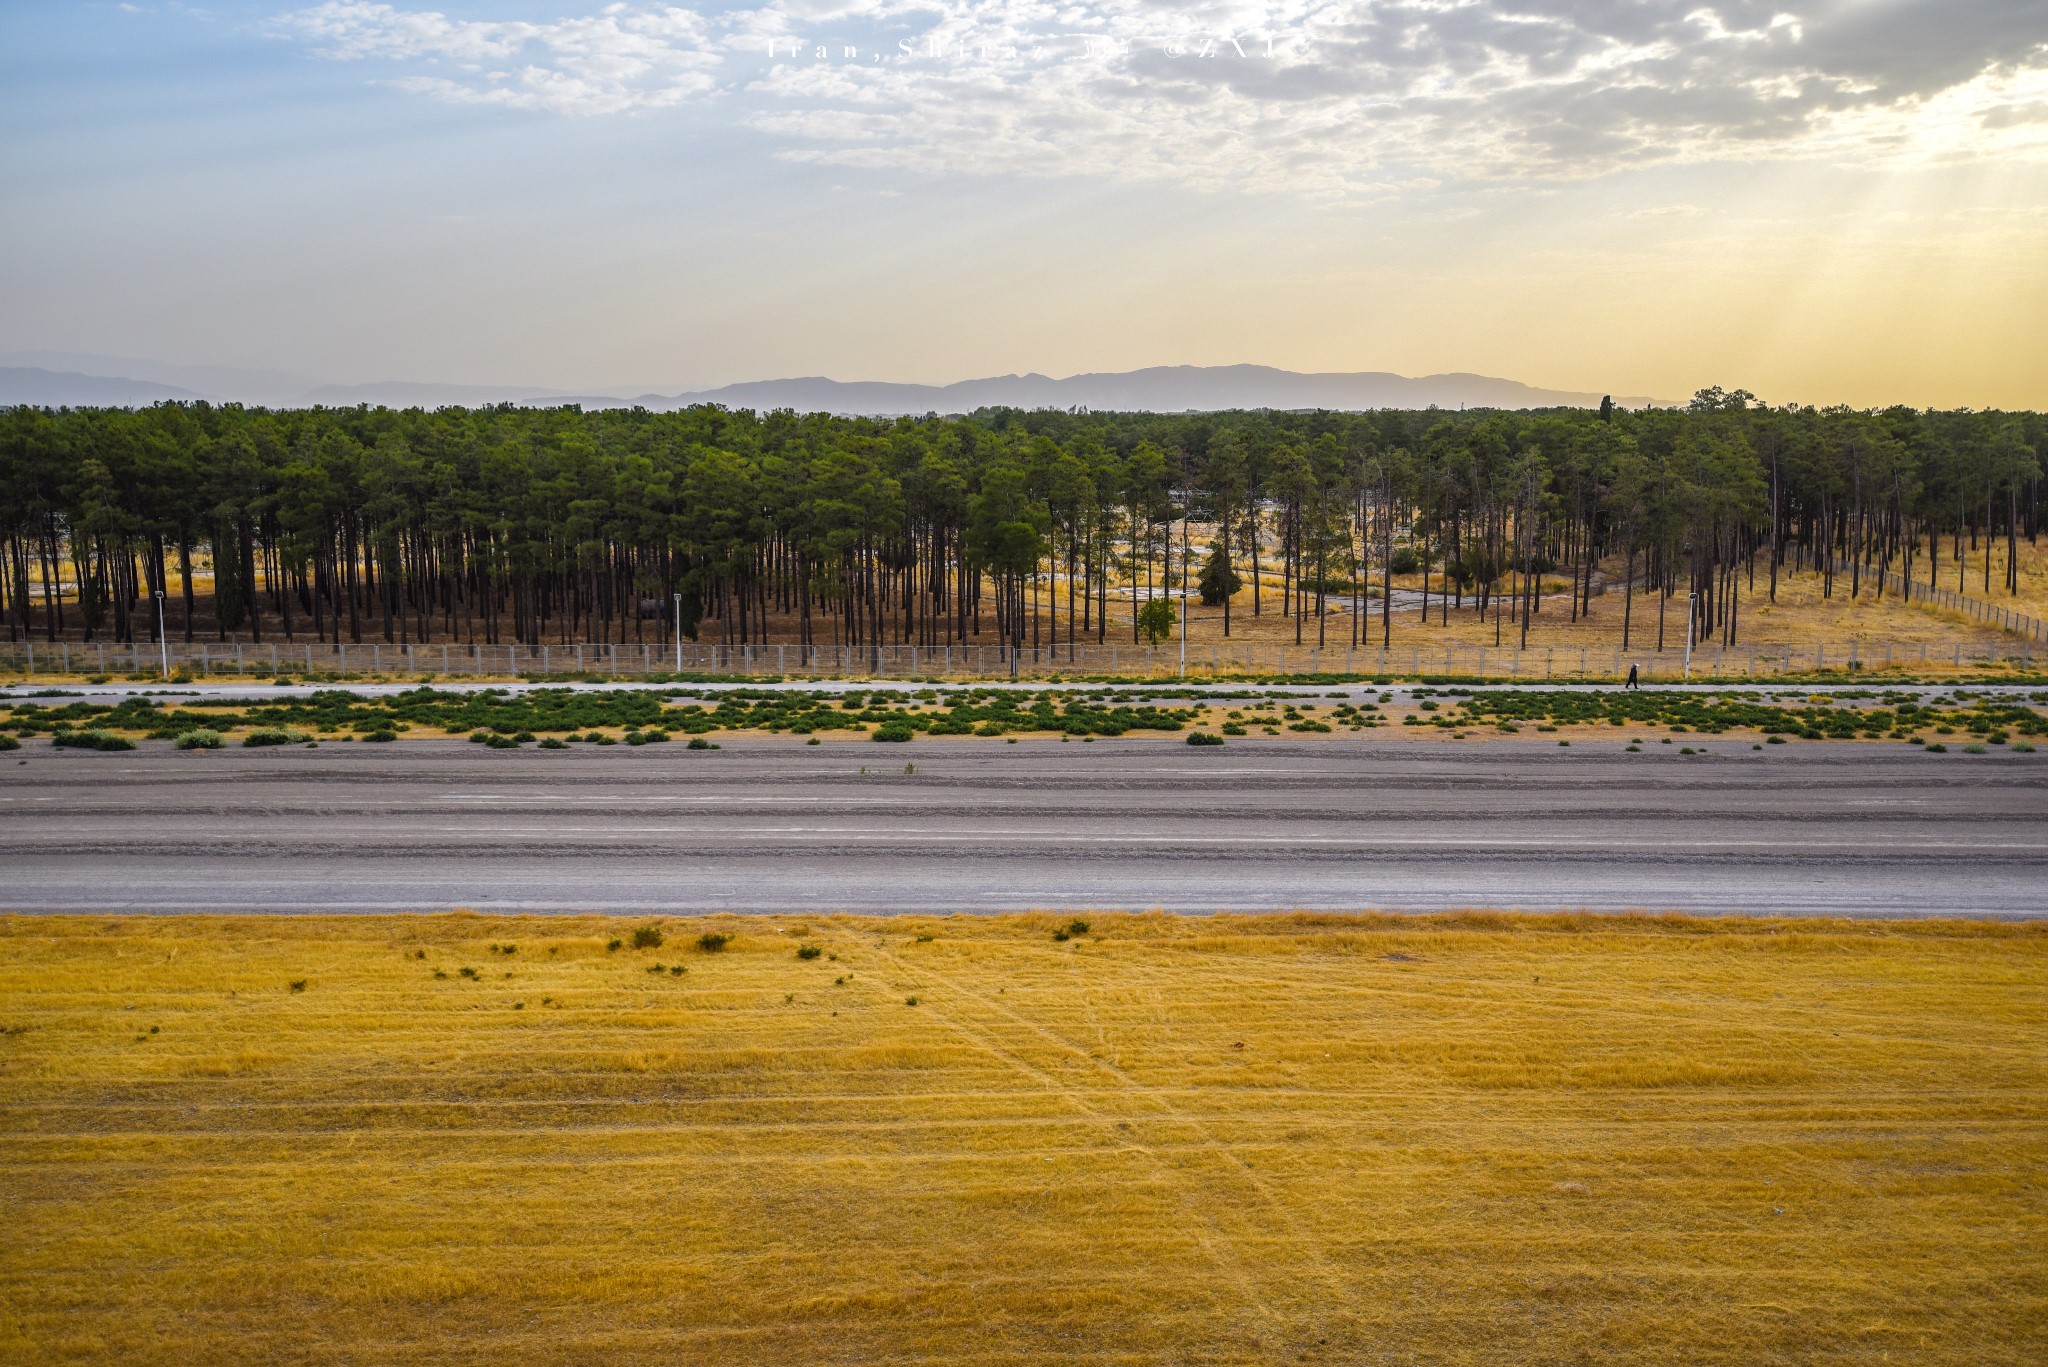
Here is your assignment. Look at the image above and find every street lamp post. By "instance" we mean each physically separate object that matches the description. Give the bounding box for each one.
[1682,590,1697,680]
[672,593,683,675]
[154,590,169,679]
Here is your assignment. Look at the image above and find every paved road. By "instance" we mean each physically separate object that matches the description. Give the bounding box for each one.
[4,737,2044,916]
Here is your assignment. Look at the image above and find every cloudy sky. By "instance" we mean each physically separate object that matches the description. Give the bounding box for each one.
[4,1,2046,405]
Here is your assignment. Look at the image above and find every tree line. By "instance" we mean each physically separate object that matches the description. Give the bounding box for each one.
[1,390,2040,654]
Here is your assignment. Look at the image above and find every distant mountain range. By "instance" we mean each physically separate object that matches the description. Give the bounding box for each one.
[0,354,1671,414]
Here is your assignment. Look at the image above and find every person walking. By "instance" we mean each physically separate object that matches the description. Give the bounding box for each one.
[1625,663,1640,691]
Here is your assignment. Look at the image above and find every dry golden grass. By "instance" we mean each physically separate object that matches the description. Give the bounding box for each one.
[2,912,2045,1365]
[1173,553,2046,660]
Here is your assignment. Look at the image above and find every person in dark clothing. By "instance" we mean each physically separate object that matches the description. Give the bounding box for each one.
[1625,664,1640,691]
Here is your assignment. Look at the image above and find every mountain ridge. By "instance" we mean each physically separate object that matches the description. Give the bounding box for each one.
[585,364,1672,413]
[0,358,1673,413]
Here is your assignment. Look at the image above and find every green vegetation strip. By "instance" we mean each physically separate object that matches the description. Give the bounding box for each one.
[0,686,1201,745]
[1406,688,2048,742]
[3,684,2044,748]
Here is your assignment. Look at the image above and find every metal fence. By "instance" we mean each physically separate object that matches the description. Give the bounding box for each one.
[0,636,2038,681]
[1826,557,2047,643]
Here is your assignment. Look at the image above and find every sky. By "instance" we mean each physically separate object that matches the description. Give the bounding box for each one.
[3,1,2047,408]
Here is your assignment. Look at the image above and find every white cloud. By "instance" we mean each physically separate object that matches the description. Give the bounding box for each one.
[275,2,2048,187]
[278,2,722,113]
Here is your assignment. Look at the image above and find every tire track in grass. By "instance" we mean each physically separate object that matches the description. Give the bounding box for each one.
[850,938,1295,1348]
[862,937,1365,1354]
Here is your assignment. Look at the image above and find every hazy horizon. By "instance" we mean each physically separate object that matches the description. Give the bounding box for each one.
[4,2,2046,410]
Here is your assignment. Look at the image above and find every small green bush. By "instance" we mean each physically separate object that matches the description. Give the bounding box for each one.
[697,932,730,953]
[1186,732,1225,746]
[0,735,19,752]
[54,729,136,751]
[174,729,225,750]
[288,980,307,993]
[363,730,397,743]
[631,926,665,950]
[796,945,823,960]
[687,737,716,750]
[872,722,914,742]
[243,727,309,747]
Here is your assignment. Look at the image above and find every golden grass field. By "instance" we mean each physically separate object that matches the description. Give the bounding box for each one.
[3,912,2044,1365]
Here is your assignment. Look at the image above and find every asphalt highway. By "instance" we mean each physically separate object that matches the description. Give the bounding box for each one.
[4,736,2044,916]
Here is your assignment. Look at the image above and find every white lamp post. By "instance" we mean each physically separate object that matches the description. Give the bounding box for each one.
[672,593,683,675]
[154,590,169,679]
[1682,590,1697,680]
